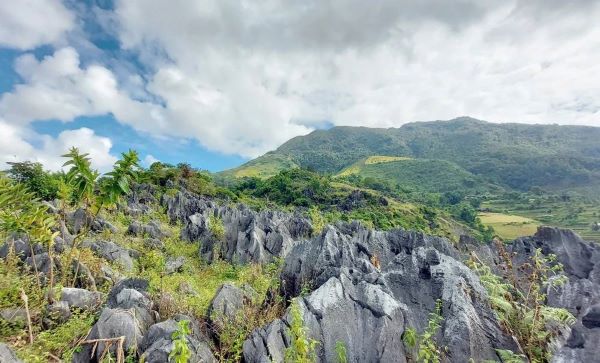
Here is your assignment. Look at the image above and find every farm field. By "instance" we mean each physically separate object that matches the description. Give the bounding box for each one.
[479,212,539,240]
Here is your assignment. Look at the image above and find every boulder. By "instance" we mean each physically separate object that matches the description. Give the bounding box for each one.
[60,288,104,310]
[207,284,254,328]
[44,301,72,327]
[143,238,165,251]
[127,221,166,239]
[139,316,216,363]
[165,256,185,275]
[82,240,136,272]
[72,279,156,362]
[0,343,22,363]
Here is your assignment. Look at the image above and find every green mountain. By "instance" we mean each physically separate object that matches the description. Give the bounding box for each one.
[226,117,600,194]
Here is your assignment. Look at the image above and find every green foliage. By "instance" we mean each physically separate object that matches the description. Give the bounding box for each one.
[335,341,347,363]
[402,327,417,349]
[469,245,576,362]
[17,311,95,362]
[495,349,526,363]
[62,147,99,208]
[308,206,325,235]
[208,215,225,241]
[6,161,60,200]
[0,176,58,247]
[169,320,192,363]
[285,300,318,363]
[401,301,444,363]
[100,149,140,206]
[418,300,444,363]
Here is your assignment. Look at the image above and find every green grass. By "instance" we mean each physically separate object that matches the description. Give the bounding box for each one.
[479,212,539,240]
[220,153,298,179]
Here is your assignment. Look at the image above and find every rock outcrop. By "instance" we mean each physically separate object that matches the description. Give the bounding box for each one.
[163,191,312,264]
[506,227,600,363]
[244,222,517,362]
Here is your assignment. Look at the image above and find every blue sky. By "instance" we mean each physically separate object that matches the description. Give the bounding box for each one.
[1,0,599,173]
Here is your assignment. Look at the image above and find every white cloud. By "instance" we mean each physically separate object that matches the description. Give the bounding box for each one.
[0,0,74,50]
[143,154,159,167]
[113,0,600,144]
[0,120,116,172]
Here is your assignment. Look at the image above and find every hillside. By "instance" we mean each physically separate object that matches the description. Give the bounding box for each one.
[336,155,498,194]
[228,117,600,193]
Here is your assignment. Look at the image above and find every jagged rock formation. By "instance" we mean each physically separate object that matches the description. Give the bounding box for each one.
[244,222,517,362]
[163,191,312,264]
[506,227,600,363]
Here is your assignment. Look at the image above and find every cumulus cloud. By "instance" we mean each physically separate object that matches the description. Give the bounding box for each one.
[112,0,600,150]
[0,120,116,171]
[0,0,74,49]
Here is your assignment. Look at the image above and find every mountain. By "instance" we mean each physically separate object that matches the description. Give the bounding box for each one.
[225,117,600,194]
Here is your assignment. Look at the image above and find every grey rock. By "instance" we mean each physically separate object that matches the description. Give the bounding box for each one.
[245,222,516,363]
[0,308,27,324]
[82,240,136,272]
[139,316,216,363]
[505,227,600,362]
[0,343,22,363]
[144,238,165,251]
[162,190,312,264]
[60,288,104,310]
[165,256,185,274]
[207,284,254,328]
[45,301,72,326]
[67,208,93,235]
[0,236,42,261]
[127,220,166,239]
[72,279,156,362]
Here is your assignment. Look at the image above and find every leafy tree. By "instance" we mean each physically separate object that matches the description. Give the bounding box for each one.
[62,147,99,209]
[100,150,140,206]
[6,161,60,200]
[0,176,59,300]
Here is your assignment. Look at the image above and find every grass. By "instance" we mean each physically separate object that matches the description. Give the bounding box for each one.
[479,212,539,240]
[224,153,299,179]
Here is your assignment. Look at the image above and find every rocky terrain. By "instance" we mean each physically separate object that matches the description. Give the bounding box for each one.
[1,185,598,362]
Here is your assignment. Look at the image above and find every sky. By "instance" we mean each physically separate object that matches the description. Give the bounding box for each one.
[1,0,599,172]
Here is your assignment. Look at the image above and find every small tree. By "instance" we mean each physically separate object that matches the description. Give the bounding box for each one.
[62,147,99,210]
[100,150,140,207]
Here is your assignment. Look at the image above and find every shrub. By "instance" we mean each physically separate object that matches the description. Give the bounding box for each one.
[169,320,191,363]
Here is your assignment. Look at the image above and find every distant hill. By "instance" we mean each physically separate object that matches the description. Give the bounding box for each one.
[224,117,600,194]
